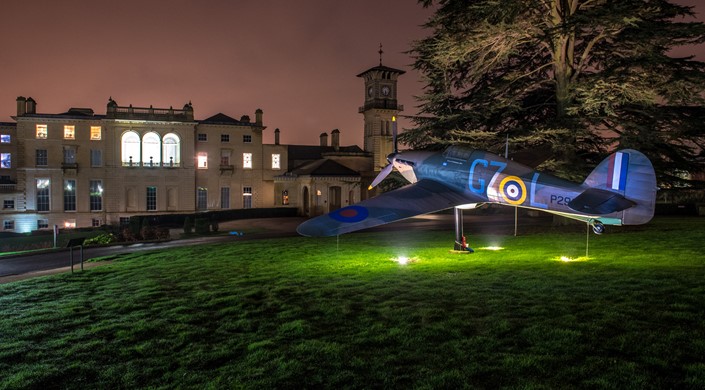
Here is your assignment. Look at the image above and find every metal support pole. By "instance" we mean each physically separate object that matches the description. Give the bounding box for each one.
[70,246,74,273]
[454,207,464,251]
[80,245,84,271]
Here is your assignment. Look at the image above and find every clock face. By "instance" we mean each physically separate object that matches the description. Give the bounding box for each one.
[367,86,374,97]
[381,86,391,96]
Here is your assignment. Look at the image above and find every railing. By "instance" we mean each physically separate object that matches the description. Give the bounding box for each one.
[358,101,403,113]
[121,161,181,168]
[107,105,194,121]
[0,183,16,193]
[219,164,235,172]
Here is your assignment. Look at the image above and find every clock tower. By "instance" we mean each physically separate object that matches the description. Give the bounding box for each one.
[357,48,405,171]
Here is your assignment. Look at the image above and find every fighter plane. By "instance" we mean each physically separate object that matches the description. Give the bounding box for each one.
[297,120,657,241]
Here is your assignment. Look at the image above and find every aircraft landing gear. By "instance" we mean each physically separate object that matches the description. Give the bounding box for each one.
[453,207,474,253]
[592,221,605,235]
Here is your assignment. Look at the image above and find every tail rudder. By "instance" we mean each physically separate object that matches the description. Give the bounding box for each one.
[583,149,657,225]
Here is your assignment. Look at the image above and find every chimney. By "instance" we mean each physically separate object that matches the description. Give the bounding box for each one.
[319,132,328,147]
[274,128,280,145]
[16,96,26,116]
[331,129,340,151]
[25,97,36,114]
[255,108,263,126]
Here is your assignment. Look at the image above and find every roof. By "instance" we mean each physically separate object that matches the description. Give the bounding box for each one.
[199,113,253,126]
[19,113,105,120]
[356,65,406,77]
[287,145,365,162]
[290,159,361,177]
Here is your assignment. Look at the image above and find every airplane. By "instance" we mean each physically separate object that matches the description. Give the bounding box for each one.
[297,119,657,248]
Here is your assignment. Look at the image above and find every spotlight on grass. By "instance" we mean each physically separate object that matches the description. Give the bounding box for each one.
[478,246,504,251]
[392,256,417,265]
[557,256,590,263]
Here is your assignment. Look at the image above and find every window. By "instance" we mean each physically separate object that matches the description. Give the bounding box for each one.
[142,132,161,167]
[146,186,157,211]
[197,133,207,142]
[64,179,76,211]
[221,134,230,142]
[272,154,281,170]
[0,153,10,169]
[243,186,252,209]
[243,153,252,169]
[197,187,207,210]
[220,187,230,209]
[92,218,101,227]
[64,125,75,140]
[89,180,103,211]
[197,153,208,169]
[63,146,77,164]
[3,199,14,209]
[243,134,252,143]
[90,126,102,140]
[119,217,130,227]
[220,149,231,166]
[64,219,76,229]
[282,190,289,205]
[91,149,102,167]
[121,131,141,166]
[36,124,47,139]
[36,149,48,166]
[163,133,181,166]
[4,220,14,231]
[0,134,9,143]
[36,179,50,212]
[37,219,48,229]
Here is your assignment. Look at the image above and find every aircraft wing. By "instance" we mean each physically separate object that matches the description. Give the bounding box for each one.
[297,179,479,237]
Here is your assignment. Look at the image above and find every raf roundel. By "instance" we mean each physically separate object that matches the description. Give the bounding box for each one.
[329,205,369,223]
[499,176,527,205]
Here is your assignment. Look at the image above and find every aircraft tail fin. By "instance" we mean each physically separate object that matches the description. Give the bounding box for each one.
[582,149,657,225]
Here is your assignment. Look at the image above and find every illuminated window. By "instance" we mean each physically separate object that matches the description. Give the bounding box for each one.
[243,187,252,209]
[64,219,76,229]
[92,218,101,227]
[3,220,14,231]
[90,126,102,140]
[282,190,289,205]
[0,134,9,143]
[36,124,48,139]
[121,131,140,166]
[272,154,280,170]
[142,132,161,167]
[243,134,252,143]
[64,125,75,140]
[243,153,252,169]
[221,134,229,142]
[197,153,208,169]
[89,180,103,211]
[36,149,48,166]
[0,153,10,169]
[37,219,48,229]
[146,186,157,211]
[36,179,50,212]
[163,133,181,167]
[3,199,14,209]
[197,187,207,210]
[220,187,230,209]
[64,179,76,211]
[197,133,207,142]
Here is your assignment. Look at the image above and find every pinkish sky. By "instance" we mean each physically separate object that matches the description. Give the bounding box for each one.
[1,1,702,147]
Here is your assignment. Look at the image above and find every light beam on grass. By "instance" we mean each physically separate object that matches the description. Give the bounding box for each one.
[478,246,504,251]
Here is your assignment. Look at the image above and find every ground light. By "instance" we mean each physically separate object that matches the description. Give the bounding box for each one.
[392,256,418,265]
[477,246,504,251]
[557,256,590,263]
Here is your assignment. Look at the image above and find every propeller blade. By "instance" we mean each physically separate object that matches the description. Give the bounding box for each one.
[368,161,394,190]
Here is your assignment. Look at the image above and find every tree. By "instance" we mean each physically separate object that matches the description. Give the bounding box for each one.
[405,0,705,185]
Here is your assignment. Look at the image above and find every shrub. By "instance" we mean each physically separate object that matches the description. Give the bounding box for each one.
[84,233,116,246]
[183,216,194,234]
[129,217,142,239]
[156,227,171,240]
[194,218,210,234]
[211,221,219,233]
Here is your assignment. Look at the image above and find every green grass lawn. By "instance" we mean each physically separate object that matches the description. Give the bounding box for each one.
[1,217,704,389]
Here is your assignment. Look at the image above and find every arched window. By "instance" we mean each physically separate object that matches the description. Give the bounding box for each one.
[121,131,141,166]
[163,133,181,167]
[142,132,161,167]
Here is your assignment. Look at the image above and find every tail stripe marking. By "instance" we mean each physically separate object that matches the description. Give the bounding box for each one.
[608,152,629,191]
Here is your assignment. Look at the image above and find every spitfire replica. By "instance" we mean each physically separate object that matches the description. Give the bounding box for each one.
[297,118,657,250]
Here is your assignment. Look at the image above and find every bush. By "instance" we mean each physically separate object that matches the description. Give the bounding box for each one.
[194,218,210,234]
[156,227,171,240]
[84,233,116,246]
[183,217,194,234]
[129,217,142,240]
[211,221,219,233]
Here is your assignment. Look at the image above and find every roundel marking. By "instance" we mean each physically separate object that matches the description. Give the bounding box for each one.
[330,205,369,223]
[499,176,527,205]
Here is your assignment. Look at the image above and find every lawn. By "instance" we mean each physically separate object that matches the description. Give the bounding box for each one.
[0,217,704,389]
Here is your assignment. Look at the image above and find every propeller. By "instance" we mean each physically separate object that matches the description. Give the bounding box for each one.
[368,116,399,190]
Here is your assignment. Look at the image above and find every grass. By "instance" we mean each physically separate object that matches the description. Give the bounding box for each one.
[0,217,704,389]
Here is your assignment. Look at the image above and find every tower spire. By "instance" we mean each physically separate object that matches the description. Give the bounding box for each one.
[378,43,384,66]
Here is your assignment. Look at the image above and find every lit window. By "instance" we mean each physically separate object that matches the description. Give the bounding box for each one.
[142,132,161,167]
[3,199,14,209]
[0,134,9,143]
[221,134,229,142]
[272,154,280,170]
[90,126,102,140]
[197,133,207,142]
[36,179,50,212]
[92,218,101,227]
[3,220,14,231]
[197,153,208,169]
[90,180,103,211]
[64,219,76,229]
[91,150,102,167]
[243,153,252,169]
[64,125,75,140]
[282,190,289,205]
[243,187,252,209]
[64,179,76,211]
[197,187,207,210]
[243,134,252,143]
[36,124,47,139]
[221,187,230,209]
[36,149,48,166]
[37,219,49,229]
[121,131,141,166]
[0,153,10,169]
[146,186,157,211]
[163,133,181,167]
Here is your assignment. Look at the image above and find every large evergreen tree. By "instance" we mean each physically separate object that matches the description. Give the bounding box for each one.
[405,0,705,185]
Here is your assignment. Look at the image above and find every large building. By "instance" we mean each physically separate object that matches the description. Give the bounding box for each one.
[0,62,404,233]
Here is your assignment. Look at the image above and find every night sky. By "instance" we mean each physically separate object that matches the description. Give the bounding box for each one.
[1,0,702,147]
